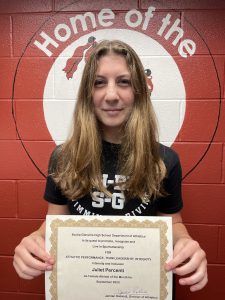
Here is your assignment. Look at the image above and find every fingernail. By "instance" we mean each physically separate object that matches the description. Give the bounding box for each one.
[46,265,53,271]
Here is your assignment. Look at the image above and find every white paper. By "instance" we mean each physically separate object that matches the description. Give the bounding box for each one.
[45,215,173,300]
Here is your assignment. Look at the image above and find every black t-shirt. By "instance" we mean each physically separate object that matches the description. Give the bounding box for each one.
[44,141,183,216]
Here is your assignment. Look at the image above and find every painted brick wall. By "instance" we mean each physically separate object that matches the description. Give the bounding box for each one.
[0,1,224,299]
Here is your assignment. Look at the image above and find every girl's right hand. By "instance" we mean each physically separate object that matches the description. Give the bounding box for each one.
[13,232,54,280]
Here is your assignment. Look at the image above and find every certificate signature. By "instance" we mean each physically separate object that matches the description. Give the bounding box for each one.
[104,287,158,299]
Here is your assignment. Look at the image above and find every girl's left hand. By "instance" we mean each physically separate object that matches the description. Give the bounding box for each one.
[165,237,208,292]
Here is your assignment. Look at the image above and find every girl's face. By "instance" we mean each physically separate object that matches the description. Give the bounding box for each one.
[92,53,134,143]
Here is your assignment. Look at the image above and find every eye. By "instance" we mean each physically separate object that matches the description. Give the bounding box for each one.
[94,79,105,87]
[118,78,131,86]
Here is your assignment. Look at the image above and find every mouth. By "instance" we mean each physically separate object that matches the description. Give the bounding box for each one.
[102,108,123,111]
[102,108,123,116]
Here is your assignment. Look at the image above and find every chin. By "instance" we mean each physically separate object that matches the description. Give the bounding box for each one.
[105,120,124,127]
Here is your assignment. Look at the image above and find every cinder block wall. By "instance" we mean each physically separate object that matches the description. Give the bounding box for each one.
[0,1,224,299]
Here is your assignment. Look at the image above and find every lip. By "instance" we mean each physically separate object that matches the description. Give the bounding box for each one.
[102,108,123,116]
[102,108,123,111]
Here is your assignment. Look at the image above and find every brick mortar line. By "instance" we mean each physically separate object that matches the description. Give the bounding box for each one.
[15,179,18,218]
[222,143,225,183]
[0,291,44,295]
[217,226,222,262]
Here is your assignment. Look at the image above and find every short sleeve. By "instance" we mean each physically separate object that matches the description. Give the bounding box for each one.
[43,146,68,205]
[156,145,183,214]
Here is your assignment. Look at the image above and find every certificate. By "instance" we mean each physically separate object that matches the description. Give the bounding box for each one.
[45,215,173,300]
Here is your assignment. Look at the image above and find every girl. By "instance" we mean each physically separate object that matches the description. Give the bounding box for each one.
[13,40,207,294]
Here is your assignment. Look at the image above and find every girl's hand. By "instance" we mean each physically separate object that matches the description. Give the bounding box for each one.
[13,232,54,280]
[166,237,208,292]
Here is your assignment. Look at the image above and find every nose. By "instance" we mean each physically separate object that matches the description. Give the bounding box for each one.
[105,82,119,102]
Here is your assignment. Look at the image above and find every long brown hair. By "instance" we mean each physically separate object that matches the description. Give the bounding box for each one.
[52,40,166,201]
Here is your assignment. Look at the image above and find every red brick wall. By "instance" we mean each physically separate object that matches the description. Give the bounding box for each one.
[0,1,224,299]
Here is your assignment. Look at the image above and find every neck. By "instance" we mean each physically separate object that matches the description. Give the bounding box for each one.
[102,127,122,144]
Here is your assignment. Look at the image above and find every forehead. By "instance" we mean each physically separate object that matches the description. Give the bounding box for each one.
[95,53,130,75]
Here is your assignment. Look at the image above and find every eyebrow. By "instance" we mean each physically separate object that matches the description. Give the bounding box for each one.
[95,74,131,78]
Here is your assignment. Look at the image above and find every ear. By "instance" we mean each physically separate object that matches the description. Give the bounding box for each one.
[144,69,153,94]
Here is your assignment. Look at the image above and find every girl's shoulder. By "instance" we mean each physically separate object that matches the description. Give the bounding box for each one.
[159,143,181,173]
[48,144,63,173]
